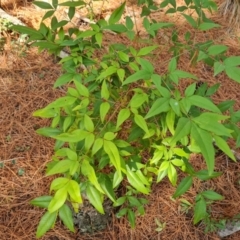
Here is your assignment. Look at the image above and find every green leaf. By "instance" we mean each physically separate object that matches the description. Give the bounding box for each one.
[59,204,75,232]
[53,129,89,142]
[92,138,103,156]
[214,135,236,161]
[86,184,104,214]
[138,58,154,73]
[84,114,94,132]
[118,51,129,62]
[54,73,74,88]
[74,80,89,97]
[12,25,43,40]
[134,114,149,134]
[207,45,228,56]
[126,16,134,29]
[33,108,58,118]
[104,132,116,141]
[123,70,151,85]
[194,196,207,224]
[108,2,126,24]
[81,160,104,194]
[130,93,147,109]
[99,174,116,202]
[214,61,225,76]
[117,68,125,82]
[168,57,177,72]
[173,176,193,198]
[182,14,197,28]
[171,117,191,144]
[46,160,71,176]
[188,95,221,113]
[167,164,177,186]
[36,211,57,238]
[30,196,53,208]
[185,83,196,97]
[195,170,222,180]
[46,96,77,109]
[201,190,224,200]
[114,196,127,207]
[42,10,55,21]
[67,180,82,203]
[116,108,131,128]
[127,210,136,228]
[171,70,198,80]
[199,22,220,30]
[224,56,240,67]
[48,187,68,212]
[191,124,215,174]
[98,66,117,80]
[104,140,122,174]
[193,114,232,137]
[100,102,110,123]
[145,98,170,119]
[225,66,240,83]
[137,46,158,56]
[217,100,235,113]
[95,32,103,46]
[59,1,85,7]
[101,80,110,100]
[50,177,69,192]
[126,166,150,194]
[36,127,61,137]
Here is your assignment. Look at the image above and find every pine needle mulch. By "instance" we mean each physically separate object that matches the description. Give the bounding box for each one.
[1,1,240,239]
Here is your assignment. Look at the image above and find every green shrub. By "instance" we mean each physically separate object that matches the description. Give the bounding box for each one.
[12,0,240,238]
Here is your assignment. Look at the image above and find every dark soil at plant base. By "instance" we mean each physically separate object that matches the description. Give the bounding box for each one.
[0,1,240,239]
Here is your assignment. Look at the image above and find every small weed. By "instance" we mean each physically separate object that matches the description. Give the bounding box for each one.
[17,168,25,176]
[155,218,166,232]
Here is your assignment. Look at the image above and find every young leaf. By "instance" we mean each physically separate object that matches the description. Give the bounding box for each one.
[100,102,110,123]
[108,2,126,24]
[123,70,152,85]
[74,80,89,97]
[225,66,240,83]
[36,211,58,238]
[193,196,207,224]
[104,140,122,174]
[30,196,53,208]
[127,209,136,228]
[182,14,197,28]
[170,117,192,144]
[201,190,224,201]
[50,177,69,192]
[173,176,193,198]
[46,160,71,176]
[54,73,74,88]
[46,96,77,109]
[81,160,104,194]
[137,46,158,56]
[134,114,149,134]
[59,204,75,232]
[86,184,104,214]
[36,127,61,137]
[101,80,110,100]
[99,174,116,202]
[53,129,89,142]
[67,180,82,203]
[199,23,220,30]
[191,125,215,174]
[84,114,94,132]
[214,135,236,161]
[91,138,103,156]
[126,166,150,194]
[167,164,177,186]
[145,98,170,119]
[116,108,131,128]
[48,187,68,213]
[188,95,221,113]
